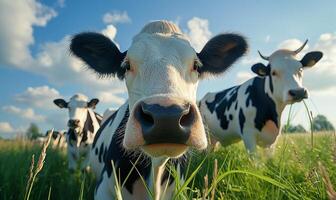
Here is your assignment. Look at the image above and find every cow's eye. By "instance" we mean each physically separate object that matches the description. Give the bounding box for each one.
[193,59,202,72]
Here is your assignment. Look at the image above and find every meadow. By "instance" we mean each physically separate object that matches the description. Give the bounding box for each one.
[0,132,335,200]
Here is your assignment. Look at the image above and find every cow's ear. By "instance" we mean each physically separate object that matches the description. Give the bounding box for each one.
[197,34,248,78]
[88,98,99,109]
[251,63,269,76]
[301,51,323,68]
[53,99,68,108]
[70,32,127,79]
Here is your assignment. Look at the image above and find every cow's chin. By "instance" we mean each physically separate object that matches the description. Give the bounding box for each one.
[141,144,188,158]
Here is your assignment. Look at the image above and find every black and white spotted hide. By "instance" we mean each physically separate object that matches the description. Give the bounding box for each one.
[200,42,323,154]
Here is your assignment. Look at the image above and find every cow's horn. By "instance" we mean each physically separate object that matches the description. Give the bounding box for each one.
[294,39,308,54]
[258,50,269,61]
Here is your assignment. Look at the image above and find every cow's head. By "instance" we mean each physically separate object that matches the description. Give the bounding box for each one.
[70,21,247,158]
[251,40,323,104]
[53,94,99,136]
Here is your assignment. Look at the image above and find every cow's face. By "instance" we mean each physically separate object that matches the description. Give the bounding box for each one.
[54,94,99,135]
[252,41,323,104]
[70,21,248,158]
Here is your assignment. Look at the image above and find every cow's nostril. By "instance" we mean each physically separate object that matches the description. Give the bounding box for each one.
[179,104,194,127]
[288,90,296,97]
[139,104,154,127]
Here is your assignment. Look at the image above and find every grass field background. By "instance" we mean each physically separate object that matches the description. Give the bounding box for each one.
[0,132,335,200]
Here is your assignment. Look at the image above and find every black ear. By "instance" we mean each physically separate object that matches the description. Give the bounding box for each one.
[88,98,99,109]
[251,63,269,76]
[70,32,127,79]
[301,51,323,68]
[197,33,248,77]
[53,99,68,108]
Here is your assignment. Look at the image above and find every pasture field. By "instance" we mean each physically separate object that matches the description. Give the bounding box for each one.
[0,132,335,200]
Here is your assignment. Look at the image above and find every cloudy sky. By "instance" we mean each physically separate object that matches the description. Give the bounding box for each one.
[0,0,335,138]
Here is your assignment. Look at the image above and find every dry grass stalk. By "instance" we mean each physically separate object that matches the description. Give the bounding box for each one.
[24,154,35,199]
[203,174,209,200]
[319,162,336,200]
[211,159,218,200]
[24,130,53,200]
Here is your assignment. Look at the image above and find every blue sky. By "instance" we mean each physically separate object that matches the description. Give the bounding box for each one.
[0,0,335,138]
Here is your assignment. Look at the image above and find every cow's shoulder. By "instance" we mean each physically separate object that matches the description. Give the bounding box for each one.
[244,77,278,131]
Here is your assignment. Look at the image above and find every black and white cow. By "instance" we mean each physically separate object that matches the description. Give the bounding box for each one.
[53,94,102,171]
[200,40,323,154]
[45,129,67,149]
[70,21,248,199]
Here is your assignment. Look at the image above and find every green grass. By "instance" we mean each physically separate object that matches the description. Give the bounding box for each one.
[0,133,335,200]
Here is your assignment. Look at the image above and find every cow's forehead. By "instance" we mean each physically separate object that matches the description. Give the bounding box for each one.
[269,50,302,71]
[128,33,195,65]
[68,94,88,108]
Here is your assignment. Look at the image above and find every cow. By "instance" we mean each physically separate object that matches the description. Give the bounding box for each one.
[53,94,102,171]
[69,20,248,199]
[45,129,67,149]
[199,40,323,154]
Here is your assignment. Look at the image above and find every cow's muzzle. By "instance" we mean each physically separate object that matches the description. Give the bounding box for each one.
[288,88,308,102]
[134,101,194,145]
[67,119,80,129]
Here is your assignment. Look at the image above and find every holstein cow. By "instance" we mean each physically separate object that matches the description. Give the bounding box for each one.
[70,21,248,199]
[200,40,323,154]
[45,129,67,149]
[53,94,102,171]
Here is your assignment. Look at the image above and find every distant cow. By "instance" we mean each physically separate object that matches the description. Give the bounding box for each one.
[53,94,102,171]
[200,40,323,154]
[70,21,247,199]
[45,129,67,149]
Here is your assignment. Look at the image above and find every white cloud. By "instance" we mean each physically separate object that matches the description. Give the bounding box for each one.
[240,56,262,66]
[236,71,254,84]
[102,25,117,41]
[102,11,131,24]
[265,35,271,43]
[0,122,14,134]
[15,86,61,108]
[57,0,65,8]
[97,91,125,105]
[2,105,45,122]
[278,39,309,53]
[187,17,212,51]
[0,0,56,67]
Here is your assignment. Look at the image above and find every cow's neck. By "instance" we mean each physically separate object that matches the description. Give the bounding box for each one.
[264,76,286,124]
[151,157,169,200]
[79,110,99,144]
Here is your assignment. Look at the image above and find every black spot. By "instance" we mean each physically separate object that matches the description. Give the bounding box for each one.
[100,107,152,194]
[206,86,240,130]
[67,129,76,147]
[239,109,245,134]
[245,77,278,131]
[98,143,104,163]
[92,110,118,148]
[94,112,103,124]
[229,114,233,120]
[268,70,274,93]
[161,156,188,186]
[95,147,98,155]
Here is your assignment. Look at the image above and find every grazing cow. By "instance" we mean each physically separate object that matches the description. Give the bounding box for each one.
[45,129,67,149]
[200,40,323,154]
[53,94,102,171]
[70,21,248,199]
